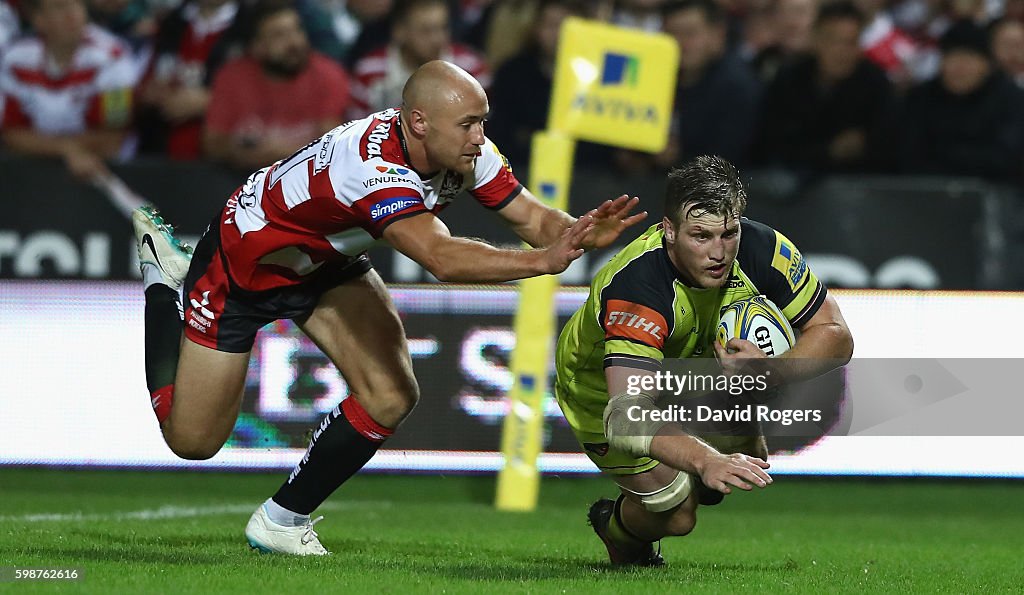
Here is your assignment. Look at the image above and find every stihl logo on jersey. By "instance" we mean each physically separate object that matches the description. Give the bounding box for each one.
[364,122,392,158]
[604,299,668,349]
[370,197,421,221]
[607,311,662,336]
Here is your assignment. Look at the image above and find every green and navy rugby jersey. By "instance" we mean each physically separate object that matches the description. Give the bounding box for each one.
[554,218,826,433]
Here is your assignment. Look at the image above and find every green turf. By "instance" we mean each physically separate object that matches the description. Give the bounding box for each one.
[1,469,1022,593]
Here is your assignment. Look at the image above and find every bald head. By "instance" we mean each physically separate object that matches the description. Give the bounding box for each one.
[402,60,486,112]
[400,60,489,175]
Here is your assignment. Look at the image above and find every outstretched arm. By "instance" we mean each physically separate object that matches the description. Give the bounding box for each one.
[496,189,647,249]
[382,211,594,283]
[604,365,772,495]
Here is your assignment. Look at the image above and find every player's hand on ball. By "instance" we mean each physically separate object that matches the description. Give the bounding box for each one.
[714,338,768,377]
[541,212,594,274]
[697,452,772,495]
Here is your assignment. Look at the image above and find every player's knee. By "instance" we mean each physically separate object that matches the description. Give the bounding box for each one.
[383,378,420,420]
[362,374,420,426]
[662,506,697,537]
[163,427,222,460]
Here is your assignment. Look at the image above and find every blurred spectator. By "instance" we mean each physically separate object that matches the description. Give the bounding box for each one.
[453,0,494,41]
[750,0,818,82]
[616,0,760,173]
[891,0,997,51]
[736,0,777,61]
[1005,0,1024,21]
[0,0,135,179]
[203,0,350,170]
[990,17,1024,87]
[136,0,240,159]
[349,0,488,118]
[900,20,1024,179]
[474,0,540,70]
[87,0,157,59]
[486,0,586,167]
[320,0,394,67]
[854,0,938,86]
[1,0,22,49]
[664,0,760,167]
[753,0,894,174]
[612,0,666,32]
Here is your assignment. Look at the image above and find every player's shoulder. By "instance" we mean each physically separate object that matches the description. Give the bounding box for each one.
[737,217,813,296]
[350,108,405,162]
[737,217,781,256]
[598,225,676,302]
[476,136,512,169]
[331,115,423,200]
[738,217,807,259]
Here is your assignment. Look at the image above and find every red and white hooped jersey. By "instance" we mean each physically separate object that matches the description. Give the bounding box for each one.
[219,108,523,292]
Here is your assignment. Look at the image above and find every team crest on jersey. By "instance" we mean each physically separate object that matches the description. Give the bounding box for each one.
[438,171,464,203]
[771,232,808,290]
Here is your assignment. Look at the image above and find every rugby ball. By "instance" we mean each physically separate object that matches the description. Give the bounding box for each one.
[717,295,795,357]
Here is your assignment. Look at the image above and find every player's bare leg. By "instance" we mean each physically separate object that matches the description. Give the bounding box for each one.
[614,464,699,540]
[293,270,419,428]
[134,206,253,460]
[160,340,251,459]
[246,270,419,555]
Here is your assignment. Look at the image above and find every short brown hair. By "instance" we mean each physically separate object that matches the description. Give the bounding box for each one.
[664,155,747,225]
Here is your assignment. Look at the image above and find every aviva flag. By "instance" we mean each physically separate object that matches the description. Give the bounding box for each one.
[549,18,678,152]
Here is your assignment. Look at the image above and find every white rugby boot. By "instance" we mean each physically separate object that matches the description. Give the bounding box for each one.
[245,503,329,556]
[133,205,193,288]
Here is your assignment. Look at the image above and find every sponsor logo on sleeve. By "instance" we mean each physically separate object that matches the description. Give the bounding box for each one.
[490,143,512,173]
[604,299,668,348]
[369,196,422,221]
[364,121,393,158]
[771,231,808,290]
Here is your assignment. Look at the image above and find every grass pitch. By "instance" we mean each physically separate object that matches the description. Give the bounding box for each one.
[1,469,1022,593]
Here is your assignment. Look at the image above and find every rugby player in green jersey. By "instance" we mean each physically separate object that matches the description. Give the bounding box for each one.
[554,155,854,566]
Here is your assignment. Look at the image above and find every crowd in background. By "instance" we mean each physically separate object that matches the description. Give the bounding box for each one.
[1,0,1022,184]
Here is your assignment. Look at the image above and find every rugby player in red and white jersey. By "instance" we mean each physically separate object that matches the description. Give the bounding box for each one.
[133,60,647,555]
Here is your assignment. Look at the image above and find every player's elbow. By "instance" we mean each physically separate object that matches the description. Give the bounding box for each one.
[421,257,458,283]
[426,261,455,282]
[833,323,854,364]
